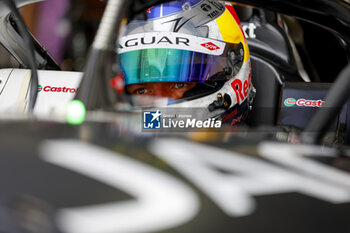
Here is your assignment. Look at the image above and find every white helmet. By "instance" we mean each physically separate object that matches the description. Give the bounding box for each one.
[117,0,254,125]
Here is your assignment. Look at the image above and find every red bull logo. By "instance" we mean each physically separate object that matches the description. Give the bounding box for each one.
[230,73,252,105]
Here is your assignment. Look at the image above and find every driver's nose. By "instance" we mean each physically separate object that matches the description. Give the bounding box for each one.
[152,83,182,99]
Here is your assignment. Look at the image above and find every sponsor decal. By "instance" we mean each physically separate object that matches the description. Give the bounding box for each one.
[38,85,79,93]
[284,98,296,107]
[200,42,220,51]
[230,73,252,104]
[199,0,224,18]
[206,9,220,18]
[201,3,212,12]
[118,32,225,56]
[284,98,324,107]
[242,23,257,39]
[221,108,238,122]
[207,0,225,11]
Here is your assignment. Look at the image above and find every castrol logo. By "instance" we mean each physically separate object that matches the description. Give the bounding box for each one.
[38,85,78,93]
[284,98,324,107]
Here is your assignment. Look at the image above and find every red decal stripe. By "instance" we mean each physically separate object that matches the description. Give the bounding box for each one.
[226,4,241,25]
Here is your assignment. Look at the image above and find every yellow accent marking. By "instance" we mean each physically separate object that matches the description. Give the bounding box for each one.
[216,8,250,62]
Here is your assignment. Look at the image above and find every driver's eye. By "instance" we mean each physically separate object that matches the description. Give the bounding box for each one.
[174,82,186,88]
[135,88,147,95]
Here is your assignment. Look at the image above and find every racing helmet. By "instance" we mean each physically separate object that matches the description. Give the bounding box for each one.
[117,0,254,125]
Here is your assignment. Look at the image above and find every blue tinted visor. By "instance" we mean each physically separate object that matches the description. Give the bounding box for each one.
[120,48,227,85]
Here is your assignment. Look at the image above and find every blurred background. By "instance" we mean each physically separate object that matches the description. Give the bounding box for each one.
[0,0,106,71]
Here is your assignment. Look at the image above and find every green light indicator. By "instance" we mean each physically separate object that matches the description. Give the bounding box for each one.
[66,100,86,125]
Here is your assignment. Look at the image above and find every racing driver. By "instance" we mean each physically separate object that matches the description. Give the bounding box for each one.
[117,0,255,125]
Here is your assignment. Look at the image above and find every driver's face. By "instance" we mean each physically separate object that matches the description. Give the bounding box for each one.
[126,82,196,99]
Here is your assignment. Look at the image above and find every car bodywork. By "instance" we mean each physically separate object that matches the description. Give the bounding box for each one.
[0,0,349,232]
